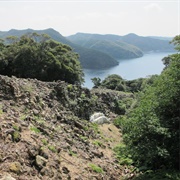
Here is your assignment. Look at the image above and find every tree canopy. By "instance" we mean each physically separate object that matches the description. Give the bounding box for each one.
[92,74,158,93]
[119,35,180,170]
[0,33,84,85]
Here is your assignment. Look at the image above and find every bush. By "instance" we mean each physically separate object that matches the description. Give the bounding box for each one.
[114,143,133,165]
[89,163,104,173]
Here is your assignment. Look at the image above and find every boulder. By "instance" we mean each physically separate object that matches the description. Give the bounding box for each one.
[90,112,110,124]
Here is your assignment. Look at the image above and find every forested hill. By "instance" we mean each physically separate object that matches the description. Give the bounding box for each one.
[121,33,175,52]
[67,32,175,54]
[67,33,143,59]
[0,28,118,69]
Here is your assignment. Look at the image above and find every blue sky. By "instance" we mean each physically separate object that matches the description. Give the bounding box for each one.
[0,0,179,37]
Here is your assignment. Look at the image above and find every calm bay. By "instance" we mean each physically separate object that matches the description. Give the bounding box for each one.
[83,52,174,89]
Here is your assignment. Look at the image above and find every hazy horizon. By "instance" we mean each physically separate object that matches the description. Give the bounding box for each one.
[0,28,176,38]
[0,0,179,37]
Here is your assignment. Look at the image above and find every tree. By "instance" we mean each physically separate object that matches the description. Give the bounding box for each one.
[100,74,126,91]
[0,33,84,85]
[171,35,180,51]
[162,35,180,68]
[91,77,101,88]
[120,36,180,170]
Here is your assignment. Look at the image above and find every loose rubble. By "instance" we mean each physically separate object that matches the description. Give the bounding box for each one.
[0,75,135,179]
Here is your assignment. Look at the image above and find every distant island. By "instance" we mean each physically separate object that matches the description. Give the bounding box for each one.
[0,28,175,69]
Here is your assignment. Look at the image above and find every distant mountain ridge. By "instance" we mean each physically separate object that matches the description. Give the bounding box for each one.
[120,33,174,52]
[67,32,175,54]
[0,28,118,69]
[148,36,173,41]
[67,33,143,59]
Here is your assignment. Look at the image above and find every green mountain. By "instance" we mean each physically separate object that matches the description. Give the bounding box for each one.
[0,28,118,69]
[67,33,143,59]
[67,33,175,55]
[147,36,173,41]
[120,33,175,52]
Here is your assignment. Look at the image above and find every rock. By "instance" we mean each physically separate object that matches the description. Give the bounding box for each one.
[40,167,54,177]
[35,155,48,169]
[40,149,49,159]
[28,145,39,157]
[0,173,16,180]
[91,150,104,158]
[74,121,84,129]
[33,109,39,116]
[9,162,21,174]
[5,129,15,135]
[90,112,110,124]
[5,134,12,142]
[62,167,70,174]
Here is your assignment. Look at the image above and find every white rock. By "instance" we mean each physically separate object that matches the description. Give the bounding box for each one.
[90,112,110,124]
[0,173,16,180]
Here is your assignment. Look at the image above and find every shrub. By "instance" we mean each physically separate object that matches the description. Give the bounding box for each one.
[89,163,104,173]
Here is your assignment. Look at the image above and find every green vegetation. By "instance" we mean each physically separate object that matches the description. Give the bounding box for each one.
[121,33,174,52]
[68,149,77,157]
[89,123,99,134]
[92,140,103,147]
[100,74,126,91]
[0,33,84,85]
[48,145,57,153]
[12,131,21,142]
[0,105,3,115]
[12,124,21,131]
[76,46,118,69]
[134,170,180,180]
[68,32,174,59]
[114,36,180,176]
[92,74,158,93]
[22,83,34,93]
[33,115,45,125]
[79,135,88,141]
[67,33,144,59]
[114,143,133,166]
[89,163,104,173]
[41,139,48,146]
[30,126,41,134]
[81,38,143,59]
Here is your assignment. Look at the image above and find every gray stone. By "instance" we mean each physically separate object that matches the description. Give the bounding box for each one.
[35,155,48,169]
[0,173,16,180]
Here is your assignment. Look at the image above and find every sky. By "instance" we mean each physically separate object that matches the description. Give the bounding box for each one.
[0,0,179,37]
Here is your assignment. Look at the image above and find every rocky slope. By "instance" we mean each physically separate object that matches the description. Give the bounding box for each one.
[0,75,135,180]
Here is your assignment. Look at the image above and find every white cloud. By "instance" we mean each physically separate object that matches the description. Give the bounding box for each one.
[86,12,103,18]
[0,1,178,37]
[144,3,163,13]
